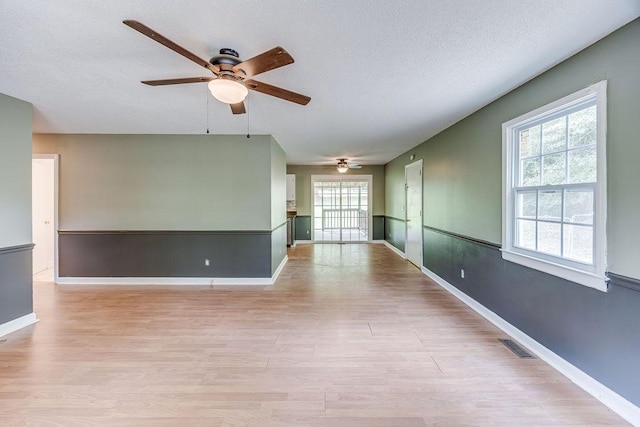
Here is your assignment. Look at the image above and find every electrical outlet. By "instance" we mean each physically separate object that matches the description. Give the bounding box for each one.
[306,230,310,234]
[460,269,465,278]
[205,259,210,267]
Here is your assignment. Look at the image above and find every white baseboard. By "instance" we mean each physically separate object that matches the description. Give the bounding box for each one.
[0,313,39,338]
[421,266,640,426]
[383,240,406,259]
[56,277,211,285]
[294,240,313,244]
[56,257,288,286]
[57,277,272,286]
[271,255,287,283]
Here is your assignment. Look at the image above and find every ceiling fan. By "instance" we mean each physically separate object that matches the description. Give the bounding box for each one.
[123,20,311,115]
[337,159,362,173]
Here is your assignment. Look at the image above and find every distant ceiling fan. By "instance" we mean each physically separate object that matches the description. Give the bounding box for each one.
[337,159,362,173]
[123,20,311,115]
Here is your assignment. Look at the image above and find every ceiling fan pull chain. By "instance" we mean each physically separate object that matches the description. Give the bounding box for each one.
[246,97,251,139]
[206,86,210,134]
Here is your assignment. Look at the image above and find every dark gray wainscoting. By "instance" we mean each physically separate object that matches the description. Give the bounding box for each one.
[372,216,385,240]
[384,216,405,252]
[59,231,273,278]
[0,244,34,324]
[423,226,640,407]
[294,216,311,241]
[271,222,287,275]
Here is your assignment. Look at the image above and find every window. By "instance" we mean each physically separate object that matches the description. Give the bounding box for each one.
[311,175,372,242]
[502,81,607,291]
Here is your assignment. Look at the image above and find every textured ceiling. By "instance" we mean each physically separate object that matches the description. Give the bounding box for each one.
[1,1,638,165]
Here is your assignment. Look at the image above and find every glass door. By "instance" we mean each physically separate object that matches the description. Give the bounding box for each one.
[312,175,372,242]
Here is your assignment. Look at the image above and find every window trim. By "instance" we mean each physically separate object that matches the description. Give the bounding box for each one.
[502,80,608,292]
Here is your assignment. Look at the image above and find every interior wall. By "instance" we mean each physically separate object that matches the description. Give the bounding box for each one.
[386,18,640,278]
[286,165,385,216]
[384,18,640,407]
[270,137,287,271]
[33,133,286,279]
[270,138,287,230]
[0,92,34,325]
[287,164,385,241]
[383,160,407,221]
[33,134,274,231]
[0,93,32,248]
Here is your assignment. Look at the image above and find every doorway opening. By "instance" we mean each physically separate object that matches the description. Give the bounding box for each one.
[32,154,58,282]
[311,175,372,242]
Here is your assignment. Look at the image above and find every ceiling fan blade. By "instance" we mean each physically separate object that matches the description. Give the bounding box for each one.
[244,79,310,105]
[123,20,219,74]
[230,102,246,115]
[232,47,294,78]
[348,164,362,169]
[141,77,214,86]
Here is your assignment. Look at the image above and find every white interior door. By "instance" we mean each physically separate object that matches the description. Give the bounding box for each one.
[405,160,423,268]
[311,175,372,242]
[32,158,55,274]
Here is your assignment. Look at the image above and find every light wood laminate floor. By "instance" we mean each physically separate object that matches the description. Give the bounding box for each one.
[0,244,628,426]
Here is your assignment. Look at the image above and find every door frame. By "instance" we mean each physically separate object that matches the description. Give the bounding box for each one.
[32,154,59,283]
[405,160,423,267]
[310,174,373,243]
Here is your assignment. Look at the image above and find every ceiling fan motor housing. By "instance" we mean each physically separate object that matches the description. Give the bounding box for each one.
[219,48,239,57]
[210,48,242,70]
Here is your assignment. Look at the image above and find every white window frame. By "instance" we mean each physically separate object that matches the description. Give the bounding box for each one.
[502,80,608,292]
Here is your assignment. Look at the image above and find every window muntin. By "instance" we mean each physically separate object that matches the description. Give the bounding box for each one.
[502,81,607,291]
[513,100,597,269]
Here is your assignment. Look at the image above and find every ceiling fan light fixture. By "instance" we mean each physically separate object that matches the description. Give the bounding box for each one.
[208,79,248,104]
[337,159,349,174]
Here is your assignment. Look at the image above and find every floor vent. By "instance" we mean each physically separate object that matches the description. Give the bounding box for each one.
[499,339,535,359]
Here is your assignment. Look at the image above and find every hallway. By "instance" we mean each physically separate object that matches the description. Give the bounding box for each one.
[0,244,627,426]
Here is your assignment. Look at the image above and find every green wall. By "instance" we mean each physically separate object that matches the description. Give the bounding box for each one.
[270,137,287,230]
[385,18,640,279]
[384,160,407,221]
[286,164,385,216]
[0,92,34,326]
[34,134,279,231]
[383,18,640,409]
[0,93,32,248]
[270,138,287,272]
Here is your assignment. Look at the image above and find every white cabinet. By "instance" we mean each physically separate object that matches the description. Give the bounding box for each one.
[286,174,296,201]
[286,174,296,211]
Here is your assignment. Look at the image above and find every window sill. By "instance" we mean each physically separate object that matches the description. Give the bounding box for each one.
[501,249,608,292]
